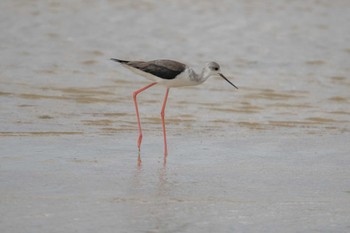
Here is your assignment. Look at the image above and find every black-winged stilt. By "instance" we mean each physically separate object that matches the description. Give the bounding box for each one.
[111,58,238,156]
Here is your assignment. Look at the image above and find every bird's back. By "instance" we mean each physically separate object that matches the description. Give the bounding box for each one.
[111,59,187,80]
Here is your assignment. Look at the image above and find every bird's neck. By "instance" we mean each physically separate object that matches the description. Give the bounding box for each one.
[188,68,210,84]
[198,69,211,83]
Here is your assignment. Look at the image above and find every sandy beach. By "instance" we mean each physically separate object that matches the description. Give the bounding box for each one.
[1,0,350,232]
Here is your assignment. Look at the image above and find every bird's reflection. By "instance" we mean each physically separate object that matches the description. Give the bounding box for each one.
[157,156,168,195]
[134,152,169,196]
[129,152,174,232]
[137,153,142,169]
[136,152,167,169]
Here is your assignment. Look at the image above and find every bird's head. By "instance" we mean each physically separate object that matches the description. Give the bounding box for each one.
[203,62,238,89]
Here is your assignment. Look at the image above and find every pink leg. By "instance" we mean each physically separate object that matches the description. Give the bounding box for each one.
[133,82,157,151]
[161,88,170,156]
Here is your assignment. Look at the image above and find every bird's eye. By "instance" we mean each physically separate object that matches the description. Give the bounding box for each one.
[214,67,219,71]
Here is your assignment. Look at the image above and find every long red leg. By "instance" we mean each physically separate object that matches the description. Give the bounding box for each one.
[161,88,170,156]
[133,82,157,151]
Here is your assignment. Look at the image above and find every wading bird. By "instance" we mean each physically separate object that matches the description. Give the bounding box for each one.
[111,58,238,156]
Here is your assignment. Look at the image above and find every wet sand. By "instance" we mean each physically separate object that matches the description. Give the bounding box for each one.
[1,0,350,232]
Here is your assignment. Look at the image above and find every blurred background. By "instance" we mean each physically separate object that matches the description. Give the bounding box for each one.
[0,0,349,136]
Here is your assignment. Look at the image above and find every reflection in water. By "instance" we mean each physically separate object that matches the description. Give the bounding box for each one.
[131,154,171,232]
[157,160,168,197]
[137,153,142,169]
[136,152,167,169]
[130,153,143,194]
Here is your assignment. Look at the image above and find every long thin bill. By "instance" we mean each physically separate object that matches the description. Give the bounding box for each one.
[219,73,238,89]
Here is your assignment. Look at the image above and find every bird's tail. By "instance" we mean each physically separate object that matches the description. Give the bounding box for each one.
[110,58,129,64]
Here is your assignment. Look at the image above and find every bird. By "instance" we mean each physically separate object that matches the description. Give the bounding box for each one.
[111,58,238,156]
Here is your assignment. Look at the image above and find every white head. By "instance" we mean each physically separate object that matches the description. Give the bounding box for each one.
[202,62,238,89]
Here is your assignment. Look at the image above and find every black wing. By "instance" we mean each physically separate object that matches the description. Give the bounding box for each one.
[111,59,186,80]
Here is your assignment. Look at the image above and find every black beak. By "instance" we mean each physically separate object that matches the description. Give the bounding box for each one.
[219,73,238,89]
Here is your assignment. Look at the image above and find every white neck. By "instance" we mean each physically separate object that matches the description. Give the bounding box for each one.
[187,67,212,84]
[198,68,212,83]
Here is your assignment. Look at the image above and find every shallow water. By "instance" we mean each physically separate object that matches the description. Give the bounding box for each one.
[1,0,350,232]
